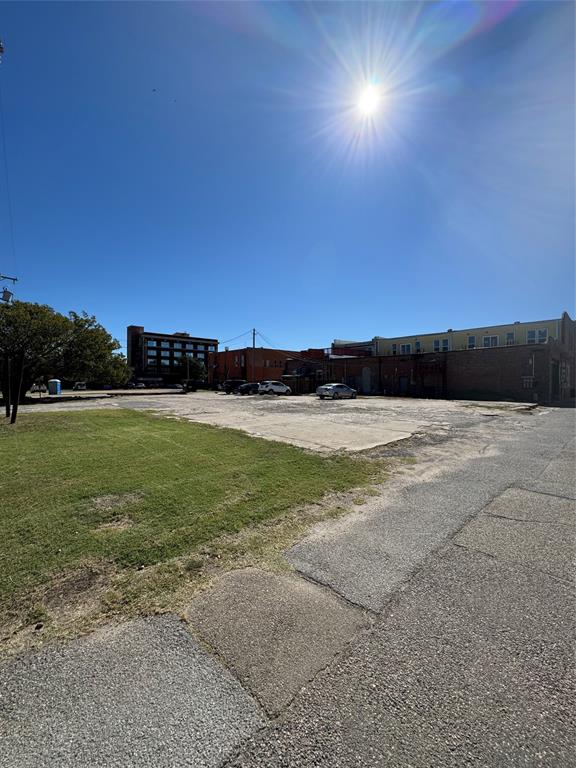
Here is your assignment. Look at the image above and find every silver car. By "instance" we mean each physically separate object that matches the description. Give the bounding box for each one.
[316,383,357,400]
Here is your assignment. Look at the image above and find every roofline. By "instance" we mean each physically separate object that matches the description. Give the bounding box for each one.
[370,316,566,342]
[139,331,219,343]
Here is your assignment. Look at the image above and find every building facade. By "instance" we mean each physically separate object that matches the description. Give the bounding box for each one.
[335,315,569,358]
[208,347,326,387]
[208,347,295,386]
[324,313,576,405]
[127,325,218,384]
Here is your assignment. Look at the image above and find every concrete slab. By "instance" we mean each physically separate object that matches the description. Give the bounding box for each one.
[454,506,575,583]
[0,616,264,768]
[231,547,575,767]
[286,469,503,611]
[186,568,369,714]
[481,486,575,524]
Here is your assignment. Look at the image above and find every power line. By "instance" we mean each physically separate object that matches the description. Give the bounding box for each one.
[0,42,16,275]
[219,329,253,346]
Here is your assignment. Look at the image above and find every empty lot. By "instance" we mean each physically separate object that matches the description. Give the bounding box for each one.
[20,391,534,452]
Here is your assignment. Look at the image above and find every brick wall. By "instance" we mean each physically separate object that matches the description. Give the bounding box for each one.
[286,343,575,404]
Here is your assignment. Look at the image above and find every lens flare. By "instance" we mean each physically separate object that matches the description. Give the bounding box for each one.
[357,84,383,117]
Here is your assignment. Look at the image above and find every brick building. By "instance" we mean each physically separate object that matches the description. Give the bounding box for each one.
[208,347,326,387]
[285,314,575,405]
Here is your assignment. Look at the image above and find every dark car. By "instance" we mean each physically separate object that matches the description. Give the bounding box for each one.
[238,382,259,396]
[221,379,247,394]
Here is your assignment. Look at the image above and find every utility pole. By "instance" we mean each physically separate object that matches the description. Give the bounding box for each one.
[252,328,256,382]
[1,274,17,418]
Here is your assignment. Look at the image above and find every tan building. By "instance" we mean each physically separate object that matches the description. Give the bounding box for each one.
[335,313,572,358]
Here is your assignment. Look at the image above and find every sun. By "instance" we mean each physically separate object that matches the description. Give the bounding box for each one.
[357,84,383,118]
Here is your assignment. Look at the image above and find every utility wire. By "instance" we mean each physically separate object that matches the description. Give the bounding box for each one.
[219,329,253,346]
[0,54,16,275]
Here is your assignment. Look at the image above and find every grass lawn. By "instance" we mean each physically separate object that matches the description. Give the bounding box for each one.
[0,409,384,632]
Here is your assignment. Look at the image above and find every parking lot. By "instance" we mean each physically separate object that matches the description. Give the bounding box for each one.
[21,391,534,452]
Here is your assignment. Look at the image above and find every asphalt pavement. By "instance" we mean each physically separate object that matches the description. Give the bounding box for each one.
[1,403,574,767]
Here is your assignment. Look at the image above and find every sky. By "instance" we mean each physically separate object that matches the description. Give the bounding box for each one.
[0,1,574,353]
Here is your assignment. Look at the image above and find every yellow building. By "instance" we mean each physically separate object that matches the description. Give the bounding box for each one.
[372,315,568,357]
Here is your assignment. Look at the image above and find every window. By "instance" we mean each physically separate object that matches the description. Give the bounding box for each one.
[161,341,169,349]
[391,344,397,355]
[147,356,157,366]
[400,343,411,354]
[522,376,534,389]
[173,350,182,357]
[173,342,182,349]
[506,332,515,346]
[146,339,157,348]
[527,329,548,344]
[197,352,205,360]
[415,341,421,353]
[161,350,170,357]
[185,343,194,350]
[433,340,440,352]
[161,358,170,366]
[483,336,498,348]
[468,336,476,349]
[442,338,449,352]
[208,345,216,352]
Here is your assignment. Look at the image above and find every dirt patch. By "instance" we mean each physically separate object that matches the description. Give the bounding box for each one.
[94,516,134,533]
[90,492,143,512]
[42,564,112,615]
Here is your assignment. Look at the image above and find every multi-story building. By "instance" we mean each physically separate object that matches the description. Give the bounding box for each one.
[127,325,218,384]
[327,312,575,404]
[334,316,568,358]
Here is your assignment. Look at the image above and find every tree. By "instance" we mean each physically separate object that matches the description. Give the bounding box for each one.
[58,312,131,387]
[0,302,71,423]
[179,355,206,383]
[0,302,131,423]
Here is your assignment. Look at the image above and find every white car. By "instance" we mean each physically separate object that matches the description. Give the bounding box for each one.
[258,380,292,396]
[316,383,357,400]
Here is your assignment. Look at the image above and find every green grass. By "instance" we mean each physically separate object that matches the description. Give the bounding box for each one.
[0,410,383,613]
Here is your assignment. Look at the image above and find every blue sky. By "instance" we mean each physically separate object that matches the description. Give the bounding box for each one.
[0,1,573,352]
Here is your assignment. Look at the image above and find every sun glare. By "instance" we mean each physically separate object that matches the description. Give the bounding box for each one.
[357,84,383,117]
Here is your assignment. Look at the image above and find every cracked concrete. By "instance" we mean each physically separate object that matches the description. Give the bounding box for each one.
[186,568,370,714]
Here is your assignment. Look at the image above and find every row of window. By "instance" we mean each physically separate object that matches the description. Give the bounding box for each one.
[147,350,206,359]
[145,339,216,352]
[147,353,206,367]
[390,329,549,355]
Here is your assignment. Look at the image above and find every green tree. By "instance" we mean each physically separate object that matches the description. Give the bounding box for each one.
[59,312,131,387]
[0,302,131,423]
[0,302,71,422]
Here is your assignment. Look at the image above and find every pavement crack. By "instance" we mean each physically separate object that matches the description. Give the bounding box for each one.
[485,511,574,526]
[292,568,379,617]
[450,542,575,593]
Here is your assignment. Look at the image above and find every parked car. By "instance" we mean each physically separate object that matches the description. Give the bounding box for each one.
[72,381,87,391]
[30,383,47,393]
[258,380,292,396]
[134,382,147,388]
[166,383,184,389]
[238,382,260,396]
[316,383,357,400]
[221,379,247,394]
